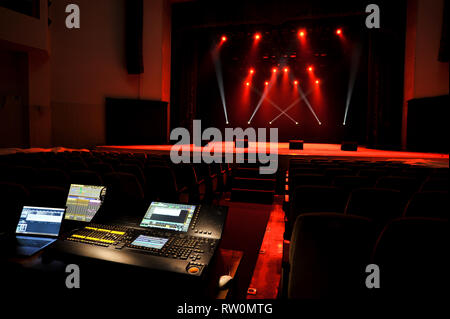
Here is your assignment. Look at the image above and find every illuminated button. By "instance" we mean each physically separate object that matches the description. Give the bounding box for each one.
[188,267,199,274]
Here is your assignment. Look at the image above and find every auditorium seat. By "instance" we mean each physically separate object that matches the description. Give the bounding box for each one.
[286,186,348,239]
[193,163,219,203]
[89,162,115,179]
[332,175,373,192]
[324,168,355,179]
[345,188,405,226]
[0,166,38,187]
[36,168,70,189]
[66,160,89,171]
[28,185,68,209]
[358,168,388,184]
[102,172,146,218]
[420,177,447,192]
[0,182,29,233]
[69,170,103,185]
[290,174,331,188]
[403,191,448,219]
[143,165,189,203]
[372,217,449,298]
[173,164,206,203]
[116,164,147,189]
[290,167,322,176]
[286,213,375,299]
[375,176,422,197]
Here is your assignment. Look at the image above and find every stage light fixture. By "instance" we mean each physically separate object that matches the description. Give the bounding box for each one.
[254,33,261,40]
[284,67,289,73]
[249,68,255,74]
[264,81,269,86]
[315,79,320,84]
[272,67,277,73]
[295,122,299,125]
[245,82,250,87]
[248,121,251,124]
[336,29,342,35]
[298,30,305,38]
[221,35,227,42]
[269,121,272,125]
[293,80,298,85]
[308,66,313,72]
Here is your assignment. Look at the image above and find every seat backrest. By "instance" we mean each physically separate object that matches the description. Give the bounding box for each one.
[345,188,405,224]
[288,213,375,299]
[36,168,70,189]
[143,165,179,201]
[0,182,30,233]
[290,174,331,188]
[102,172,145,217]
[333,175,373,192]
[420,177,448,192]
[372,217,449,298]
[375,176,421,196]
[291,185,348,216]
[69,170,103,186]
[403,191,449,219]
[116,164,146,188]
[28,185,68,209]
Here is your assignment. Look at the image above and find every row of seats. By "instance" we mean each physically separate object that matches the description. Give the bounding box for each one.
[282,213,448,298]
[0,151,232,231]
[282,158,448,298]
[284,159,448,238]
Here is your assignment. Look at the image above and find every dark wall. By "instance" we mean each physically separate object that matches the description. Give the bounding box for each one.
[105,98,168,145]
[407,95,449,153]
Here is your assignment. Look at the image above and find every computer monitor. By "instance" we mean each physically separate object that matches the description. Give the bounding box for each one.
[65,184,107,222]
[140,202,197,232]
[16,206,65,237]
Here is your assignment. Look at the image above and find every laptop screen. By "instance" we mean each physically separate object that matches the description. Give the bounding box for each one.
[16,206,65,237]
[65,184,106,222]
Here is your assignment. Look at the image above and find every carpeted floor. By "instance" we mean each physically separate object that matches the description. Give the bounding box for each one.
[218,199,272,299]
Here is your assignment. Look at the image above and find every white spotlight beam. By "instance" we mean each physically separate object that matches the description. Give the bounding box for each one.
[250,86,298,124]
[247,79,275,124]
[343,45,362,125]
[212,50,229,124]
[297,84,322,125]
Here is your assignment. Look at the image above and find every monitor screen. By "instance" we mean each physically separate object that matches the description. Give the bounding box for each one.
[16,206,65,236]
[140,202,197,232]
[65,184,106,222]
[130,235,168,250]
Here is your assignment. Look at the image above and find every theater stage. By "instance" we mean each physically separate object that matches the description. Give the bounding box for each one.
[96,143,449,168]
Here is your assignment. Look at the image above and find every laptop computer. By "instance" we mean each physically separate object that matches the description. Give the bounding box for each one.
[14,206,66,256]
[61,184,107,232]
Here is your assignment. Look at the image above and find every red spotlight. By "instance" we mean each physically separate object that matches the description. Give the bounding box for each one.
[308,66,313,72]
[221,35,227,42]
[315,79,320,84]
[254,33,261,40]
[293,80,298,85]
[283,67,289,73]
[245,82,250,87]
[272,67,278,73]
[264,81,269,86]
[336,29,342,35]
[298,30,306,38]
[249,68,255,74]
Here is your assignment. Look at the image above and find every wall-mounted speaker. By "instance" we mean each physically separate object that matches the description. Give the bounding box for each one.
[125,0,143,74]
